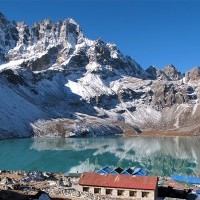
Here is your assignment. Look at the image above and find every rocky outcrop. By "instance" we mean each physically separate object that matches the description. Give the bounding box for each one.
[150,82,197,110]
[0,12,18,63]
[184,66,200,82]
[146,66,168,80]
[163,64,182,81]
[146,64,182,81]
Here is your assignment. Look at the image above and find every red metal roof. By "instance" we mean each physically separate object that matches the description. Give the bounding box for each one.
[79,172,158,190]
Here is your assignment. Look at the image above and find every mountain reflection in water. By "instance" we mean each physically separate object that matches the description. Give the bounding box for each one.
[0,137,199,176]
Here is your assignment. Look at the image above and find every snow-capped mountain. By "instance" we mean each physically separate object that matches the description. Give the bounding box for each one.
[0,12,200,139]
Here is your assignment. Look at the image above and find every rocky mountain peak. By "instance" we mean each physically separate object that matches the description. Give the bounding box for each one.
[0,12,9,27]
[62,18,82,36]
[0,12,147,78]
[184,66,200,82]
[0,11,5,17]
[3,15,86,68]
[67,17,79,26]
[43,18,52,26]
[0,13,19,63]
[146,65,158,79]
[165,64,176,69]
[163,64,182,81]
[146,65,168,81]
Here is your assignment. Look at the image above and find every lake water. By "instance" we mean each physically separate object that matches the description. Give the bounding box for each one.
[0,136,200,176]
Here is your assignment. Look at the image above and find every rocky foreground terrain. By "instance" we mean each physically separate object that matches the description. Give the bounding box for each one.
[0,170,119,200]
[0,170,96,200]
[0,12,200,139]
[0,170,197,200]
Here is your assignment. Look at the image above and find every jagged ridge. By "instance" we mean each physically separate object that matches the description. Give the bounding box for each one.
[0,12,200,139]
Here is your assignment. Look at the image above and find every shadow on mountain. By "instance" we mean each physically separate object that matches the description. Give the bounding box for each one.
[0,68,101,138]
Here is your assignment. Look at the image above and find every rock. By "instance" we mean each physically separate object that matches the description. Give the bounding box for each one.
[184,66,200,82]
[1,69,26,85]
[0,177,13,185]
[146,65,182,81]
[163,64,182,81]
[146,65,168,80]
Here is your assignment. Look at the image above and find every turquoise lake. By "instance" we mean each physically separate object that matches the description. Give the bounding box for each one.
[0,136,200,176]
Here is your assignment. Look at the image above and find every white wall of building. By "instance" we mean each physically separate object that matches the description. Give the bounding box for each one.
[79,185,157,200]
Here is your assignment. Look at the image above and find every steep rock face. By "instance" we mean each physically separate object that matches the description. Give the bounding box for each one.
[146,64,182,81]
[184,66,200,83]
[163,64,182,81]
[1,15,146,81]
[6,18,83,68]
[0,12,200,139]
[0,12,18,63]
[146,66,168,80]
[150,82,197,110]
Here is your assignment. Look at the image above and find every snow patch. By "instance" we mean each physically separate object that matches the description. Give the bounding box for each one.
[0,59,24,70]
[174,104,188,128]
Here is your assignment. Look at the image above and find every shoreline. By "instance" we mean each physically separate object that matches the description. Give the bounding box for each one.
[1,131,200,141]
[122,130,200,138]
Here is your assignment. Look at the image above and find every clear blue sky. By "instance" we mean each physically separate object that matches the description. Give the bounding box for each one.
[0,0,200,72]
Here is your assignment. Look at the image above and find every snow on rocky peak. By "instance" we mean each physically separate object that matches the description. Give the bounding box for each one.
[4,17,84,70]
[0,13,147,79]
[0,12,200,139]
[0,12,18,63]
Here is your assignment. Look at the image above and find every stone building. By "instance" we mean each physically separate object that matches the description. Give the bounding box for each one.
[78,172,158,200]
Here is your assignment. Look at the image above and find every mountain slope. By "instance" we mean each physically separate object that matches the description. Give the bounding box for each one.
[0,12,200,139]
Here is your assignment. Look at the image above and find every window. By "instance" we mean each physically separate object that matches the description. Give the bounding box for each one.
[106,189,112,195]
[117,190,124,196]
[142,191,149,198]
[129,191,137,197]
[83,187,89,192]
[94,188,101,194]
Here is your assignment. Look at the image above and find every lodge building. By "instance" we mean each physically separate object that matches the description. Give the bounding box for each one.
[78,172,158,199]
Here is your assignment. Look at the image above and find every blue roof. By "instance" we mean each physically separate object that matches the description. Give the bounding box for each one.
[132,168,141,175]
[121,171,131,175]
[172,175,200,184]
[122,167,138,175]
[126,168,134,174]
[113,167,123,174]
[97,166,149,176]
[109,170,119,175]
[134,168,149,176]
[110,167,123,175]
[97,166,113,174]
[120,167,149,176]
